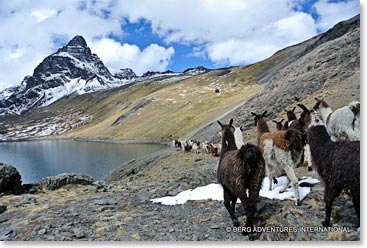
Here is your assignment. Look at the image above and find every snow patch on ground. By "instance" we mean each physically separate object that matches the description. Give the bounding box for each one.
[151,176,319,206]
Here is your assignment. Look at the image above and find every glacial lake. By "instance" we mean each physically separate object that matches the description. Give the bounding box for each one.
[0,140,167,184]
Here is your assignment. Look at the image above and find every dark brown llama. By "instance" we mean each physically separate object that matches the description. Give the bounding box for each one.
[298,104,360,227]
[217,118,265,237]
[272,119,285,130]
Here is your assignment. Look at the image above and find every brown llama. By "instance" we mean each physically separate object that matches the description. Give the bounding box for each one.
[217,118,265,237]
[251,111,304,205]
[282,107,313,171]
[251,110,270,144]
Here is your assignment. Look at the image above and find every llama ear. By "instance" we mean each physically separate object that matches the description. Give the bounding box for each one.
[292,107,296,112]
[314,96,320,102]
[250,112,257,116]
[229,118,233,126]
[281,119,285,123]
[262,110,268,117]
[272,120,277,124]
[217,120,223,127]
[240,124,245,131]
[297,104,309,112]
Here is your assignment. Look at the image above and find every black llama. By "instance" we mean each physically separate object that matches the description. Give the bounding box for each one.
[217,118,265,237]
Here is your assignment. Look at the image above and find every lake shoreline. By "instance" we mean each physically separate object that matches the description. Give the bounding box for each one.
[0,136,171,146]
[0,139,169,184]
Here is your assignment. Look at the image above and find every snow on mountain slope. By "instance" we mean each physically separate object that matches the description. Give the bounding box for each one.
[0,36,130,116]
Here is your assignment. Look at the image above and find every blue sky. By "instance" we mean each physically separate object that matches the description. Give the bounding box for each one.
[0,0,360,89]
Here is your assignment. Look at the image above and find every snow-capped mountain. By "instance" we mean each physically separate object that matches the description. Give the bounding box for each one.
[183,66,210,75]
[0,35,211,117]
[0,36,128,116]
[114,68,137,80]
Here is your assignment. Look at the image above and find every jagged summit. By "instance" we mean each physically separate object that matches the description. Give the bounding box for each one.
[114,68,137,80]
[66,35,88,47]
[183,66,209,75]
[55,35,93,61]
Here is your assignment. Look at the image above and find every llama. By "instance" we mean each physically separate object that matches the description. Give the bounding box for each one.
[283,107,313,172]
[192,141,200,154]
[272,119,285,130]
[217,118,265,236]
[201,140,211,154]
[252,111,304,205]
[313,97,360,141]
[251,111,270,144]
[210,143,221,157]
[298,104,360,227]
[181,140,192,152]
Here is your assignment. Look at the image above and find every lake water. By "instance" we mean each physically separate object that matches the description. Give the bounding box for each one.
[0,140,167,183]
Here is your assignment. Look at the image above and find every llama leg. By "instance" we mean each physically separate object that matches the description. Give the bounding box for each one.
[280,178,290,193]
[281,153,300,205]
[322,185,342,227]
[230,196,238,218]
[238,195,253,236]
[304,144,313,171]
[223,187,239,227]
[352,193,360,227]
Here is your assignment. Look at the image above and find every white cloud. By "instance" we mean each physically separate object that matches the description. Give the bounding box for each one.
[112,0,319,66]
[90,38,175,75]
[0,0,360,89]
[205,12,317,65]
[30,8,58,23]
[314,0,360,31]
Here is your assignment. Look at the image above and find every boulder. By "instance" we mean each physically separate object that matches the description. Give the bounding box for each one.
[40,173,94,190]
[0,163,22,194]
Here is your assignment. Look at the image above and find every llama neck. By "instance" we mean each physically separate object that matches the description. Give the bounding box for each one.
[220,133,237,156]
[307,125,333,177]
[256,119,270,137]
[319,107,333,123]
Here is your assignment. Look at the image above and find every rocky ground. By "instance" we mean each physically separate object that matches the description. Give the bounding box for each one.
[0,148,360,241]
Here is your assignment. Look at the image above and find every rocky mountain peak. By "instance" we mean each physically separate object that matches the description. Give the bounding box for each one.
[114,68,137,80]
[56,35,92,62]
[0,35,126,116]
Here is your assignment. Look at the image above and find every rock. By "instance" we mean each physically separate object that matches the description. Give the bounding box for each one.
[72,228,86,239]
[0,205,7,214]
[40,173,94,190]
[0,163,22,194]
[38,229,47,235]
[194,155,203,162]
[19,196,37,205]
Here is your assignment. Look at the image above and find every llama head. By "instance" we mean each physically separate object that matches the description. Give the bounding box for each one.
[217,118,235,147]
[284,107,297,121]
[251,111,268,126]
[272,119,284,130]
[313,97,329,110]
[298,104,324,128]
